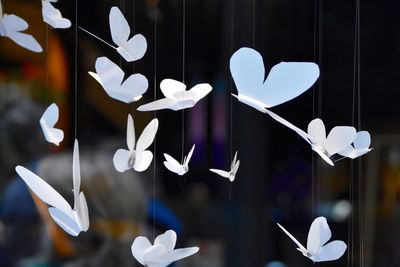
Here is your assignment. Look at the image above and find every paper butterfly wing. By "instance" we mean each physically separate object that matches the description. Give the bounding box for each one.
[134,150,153,172]
[15,166,72,216]
[7,30,43,52]
[48,207,81,236]
[307,119,326,145]
[325,126,356,156]
[136,119,159,152]
[149,247,199,267]
[72,140,81,208]
[126,114,135,151]
[142,244,167,263]
[78,192,89,231]
[185,144,196,165]
[118,73,148,103]
[209,168,230,179]
[42,1,71,29]
[41,103,59,128]
[277,223,308,253]
[137,98,176,112]
[122,33,147,61]
[109,7,130,46]
[154,230,177,253]
[2,14,28,31]
[354,131,371,150]
[261,62,319,107]
[131,236,152,265]
[232,160,240,175]
[93,57,124,91]
[160,79,187,99]
[316,240,347,262]
[307,217,332,255]
[113,149,131,172]
[189,83,212,102]
[163,154,182,174]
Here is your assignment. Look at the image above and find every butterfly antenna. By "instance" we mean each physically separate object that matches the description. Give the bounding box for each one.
[334,156,347,163]
[78,26,117,49]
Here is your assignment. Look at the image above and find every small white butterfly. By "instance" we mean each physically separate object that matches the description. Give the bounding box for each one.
[89,57,148,103]
[137,79,212,112]
[264,109,356,166]
[230,47,319,112]
[79,6,147,62]
[338,131,372,159]
[209,151,240,182]
[41,0,71,29]
[131,230,199,267]
[113,114,158,172]
[163,144,195,176]
[278,217,347,262]
[15,140,89,236]
[40,103,64,146]
[0,2,42,52]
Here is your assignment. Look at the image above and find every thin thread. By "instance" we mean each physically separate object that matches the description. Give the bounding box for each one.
[153,0,157,241]
[74,0,78,139]
[78,27,117,50]
[181,0,186,163]
[132,0,136,113]
[252,0,255,48]
[46,25,49,104]
[229,0,234,200]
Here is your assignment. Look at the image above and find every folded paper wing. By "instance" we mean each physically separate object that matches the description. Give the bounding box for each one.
[40,103,64,146]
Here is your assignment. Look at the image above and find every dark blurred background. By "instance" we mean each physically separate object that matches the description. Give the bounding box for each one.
[0,0,399,266]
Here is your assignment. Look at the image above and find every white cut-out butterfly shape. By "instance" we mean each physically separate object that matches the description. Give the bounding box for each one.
[41,0,71,29]
[0,2,42,52]
[15,140,89,236]
[137,79,212,111]
[113,114,158,172]
[163,144,195,176]
[89,57,148,103]
[131,230,199,267]
[278,216,347,262]
[209,151,240,182]
[230,47,319,112]
[40,103,64,146]
[338,131,372,159]
[79,6,146,62]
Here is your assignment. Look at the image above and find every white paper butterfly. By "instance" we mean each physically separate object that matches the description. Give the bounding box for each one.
[79,6,147,62]
[230,47,319,112]
[277,217,347,262]
[15,140,89,236]
[113,114,158,172]
[209,151,240,182]
[264,109,356,166]
[0,2,42,52]
[89,57,148,103]
[131,230,199,267]
[163,144,195,176]
[338,131,372,159]
[41,0,71,29]
[137,79,212,112]
[40,103,64,146]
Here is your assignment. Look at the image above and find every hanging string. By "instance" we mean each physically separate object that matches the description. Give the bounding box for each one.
[131,0,136,114]
[228,0,234,199]
[46,25,49,104]
[152,0,157,240]
[252,0,255,48]
[181,0,186,163]
[74,0,78,139]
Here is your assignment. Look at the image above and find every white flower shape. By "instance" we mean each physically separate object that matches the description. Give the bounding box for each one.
[40,103,64,146]
[15,140,89,236]
[41,0,71,29]
[163,144,195,176]
[137,79,212,112]
[338,131,372,159]
[0,3,42,52]
[209,151,240,182]
[131,230,199,267]
[278,217,347,262]
[89,57,148,103]
[113,114,158,172]
[230,47,319,112]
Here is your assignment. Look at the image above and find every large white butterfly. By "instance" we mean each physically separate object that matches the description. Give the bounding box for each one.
[209,151,240,182]
[0,2,42,52]
[40,103,64,146]
[79,6,147,62]
[278,217,347,262]
[15,140,89,236]
[131,230,199,267]
[113,114,158,172]
[264,109,356,166]
[163,144,195,176]
[338,131,372,159]
[89,57,148,103]
[137,79,212,112]
[230,47,319,112]
[41,0,71,29]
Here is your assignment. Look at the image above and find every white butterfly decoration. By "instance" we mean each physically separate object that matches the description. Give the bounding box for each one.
[89,57,148,103]
[41,0,71,29]
[0,2,42,52]
[131,230,199,267]
[338,131,372,159]
[40,103,64,146]
[113,114,158,173]
[209,151,240,182]
[230,47,319,112]
[277,217,347,262]
[163,144,195,176]
[79,6,147,62]
[264,110,356,166]
[137,79,212,112]
[15,140,89,236]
